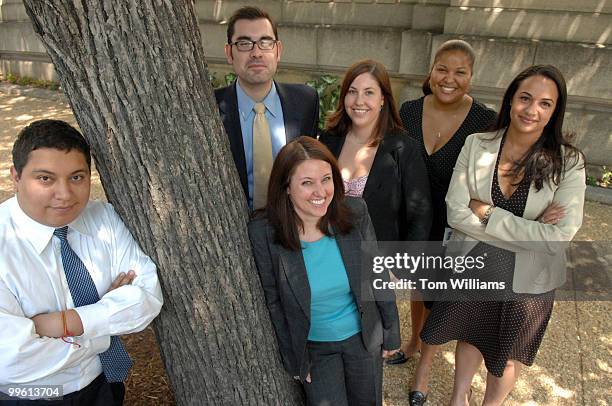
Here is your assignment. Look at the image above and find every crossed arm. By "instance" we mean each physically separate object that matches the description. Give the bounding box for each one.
[30,271,137,338]
[469,199,565,226]
[0,206,162,384]
[446,136,585,253]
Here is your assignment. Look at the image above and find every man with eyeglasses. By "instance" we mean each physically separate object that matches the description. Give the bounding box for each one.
[215,6,319,210]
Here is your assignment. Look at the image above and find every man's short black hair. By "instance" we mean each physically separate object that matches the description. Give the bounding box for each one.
[226,6,278,43]
[12,119,91,176]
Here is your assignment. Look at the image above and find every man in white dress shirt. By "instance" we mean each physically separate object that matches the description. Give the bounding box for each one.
[0,120,163,405]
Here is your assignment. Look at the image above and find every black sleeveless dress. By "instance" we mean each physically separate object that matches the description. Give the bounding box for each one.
[400,96,496,242]
[400,97,496,309]
[420,137,555,377]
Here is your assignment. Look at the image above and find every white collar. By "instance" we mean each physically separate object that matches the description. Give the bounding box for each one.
[8,196,91,254]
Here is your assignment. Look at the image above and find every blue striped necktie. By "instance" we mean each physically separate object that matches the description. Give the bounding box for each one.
[53,226,132,382]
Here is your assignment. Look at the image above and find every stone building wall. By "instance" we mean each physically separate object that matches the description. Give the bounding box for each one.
[1,0,610,166]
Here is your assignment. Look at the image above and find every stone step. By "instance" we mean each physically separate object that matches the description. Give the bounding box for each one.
[445,6,612,44]
[0,0,28,22]
[195,0,448,31]
[451,0,612,14]
[200,21,404,72]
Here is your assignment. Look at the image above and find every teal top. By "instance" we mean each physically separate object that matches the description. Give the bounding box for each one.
[302,236,361,341]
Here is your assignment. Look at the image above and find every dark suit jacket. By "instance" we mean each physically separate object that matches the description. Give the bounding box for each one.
[247,197,400,380]
[215,81,319,199]
[319,130,432,242]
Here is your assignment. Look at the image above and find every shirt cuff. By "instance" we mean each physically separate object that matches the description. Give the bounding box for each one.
[75,303,110,339]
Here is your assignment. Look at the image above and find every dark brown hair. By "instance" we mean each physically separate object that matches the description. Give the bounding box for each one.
[266,137,353,251]
[226,6,278,43]
[325,59,403,146]
[491,64,583,190]
[422,39,475,95]
[12,119,91,176]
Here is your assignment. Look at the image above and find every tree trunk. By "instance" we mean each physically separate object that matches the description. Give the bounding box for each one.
[22,1,304,405]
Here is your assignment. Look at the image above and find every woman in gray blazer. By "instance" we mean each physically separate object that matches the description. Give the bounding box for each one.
[248,137,400,406]
[421,65,585,405]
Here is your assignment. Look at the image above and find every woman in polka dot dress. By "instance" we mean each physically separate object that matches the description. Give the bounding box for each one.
[396,39,496,406]
[422,65,586,405]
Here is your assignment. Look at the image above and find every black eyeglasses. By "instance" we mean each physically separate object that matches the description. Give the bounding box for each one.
[230,39,278,52]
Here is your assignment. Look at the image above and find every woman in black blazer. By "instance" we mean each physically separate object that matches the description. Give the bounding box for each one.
[319,59,432,366]
[248,137,400,406]
[319,132,431,242]
[319,60,432,243]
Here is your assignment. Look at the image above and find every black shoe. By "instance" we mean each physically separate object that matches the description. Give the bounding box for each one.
[408,390,427,406]
[385,350,409,365]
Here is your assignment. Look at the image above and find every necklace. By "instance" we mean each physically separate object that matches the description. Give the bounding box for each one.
[427,95,471,141]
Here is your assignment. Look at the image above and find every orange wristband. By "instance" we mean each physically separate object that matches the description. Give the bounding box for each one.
[61,310,81,348]
[61,310,68,337]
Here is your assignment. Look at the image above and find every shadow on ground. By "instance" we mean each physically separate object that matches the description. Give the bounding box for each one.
[1,89,610,406]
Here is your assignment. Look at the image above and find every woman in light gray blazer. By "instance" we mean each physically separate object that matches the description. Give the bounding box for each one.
[248,136,400,406]
[420,65,585,406]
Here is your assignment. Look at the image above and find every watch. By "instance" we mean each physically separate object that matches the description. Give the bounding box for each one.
[480,205,495,225]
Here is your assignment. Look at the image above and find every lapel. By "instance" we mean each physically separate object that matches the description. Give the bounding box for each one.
[334,226,363,303]
[474,129,555,220]
[218,83,248,195]
[362,136,397,200]
[523,180,552,220]
[474,130,503,203]
[324,133,395,201]
[274,223,364,319]
[276,82,299,142]
[274,224,311,320]
[327,133,346,157]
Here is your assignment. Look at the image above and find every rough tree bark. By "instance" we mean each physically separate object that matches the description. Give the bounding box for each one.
[22,1,303,405]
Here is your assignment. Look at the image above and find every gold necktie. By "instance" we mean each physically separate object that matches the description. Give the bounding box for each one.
[252,102,273,209]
